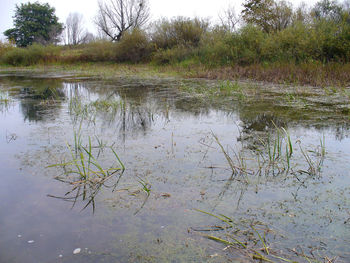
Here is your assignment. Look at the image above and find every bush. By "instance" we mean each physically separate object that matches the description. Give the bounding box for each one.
[151,17,209,50]
[152,45,199,64]
[198,30,235,66]
[233,25,267,64]
[0,41,15,59]
[314,19,350,62]
[75,41,116,62]
[1,44,61,66]
[115,29,153,63]
[262,22,316,62]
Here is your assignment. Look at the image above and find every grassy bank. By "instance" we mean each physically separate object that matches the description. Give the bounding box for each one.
[1,61,349,88]
[2,0,350,87]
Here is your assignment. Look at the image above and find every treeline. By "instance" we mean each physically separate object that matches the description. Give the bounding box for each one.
[1,0,350,68]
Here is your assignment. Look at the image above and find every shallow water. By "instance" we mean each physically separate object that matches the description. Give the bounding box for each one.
[0,72,350,262]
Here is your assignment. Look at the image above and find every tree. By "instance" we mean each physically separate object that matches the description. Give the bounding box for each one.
[66,12,89,45]
[292,2,312,24]
[4,2,63,47]
[218,5,240,32]
[95,0,150,41]
[242,0,293,32]
[312,0,343,22]
[273,0,293,31]
[242,0,276,32]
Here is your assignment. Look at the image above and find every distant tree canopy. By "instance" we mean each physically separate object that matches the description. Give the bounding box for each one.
[4,2,63,47]
[95,0,150,41]
[312,0,344,21]
[242,0,293,32]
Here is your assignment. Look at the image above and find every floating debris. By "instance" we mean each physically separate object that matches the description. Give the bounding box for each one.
[27,240,34,244]
[73,248,81,254]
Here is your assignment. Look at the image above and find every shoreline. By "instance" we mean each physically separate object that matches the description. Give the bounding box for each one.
[1,62,349,88]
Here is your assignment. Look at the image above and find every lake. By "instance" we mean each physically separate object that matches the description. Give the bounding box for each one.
[0,71,350,262]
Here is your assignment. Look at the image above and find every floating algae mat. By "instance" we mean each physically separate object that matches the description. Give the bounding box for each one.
[0,72,350,262]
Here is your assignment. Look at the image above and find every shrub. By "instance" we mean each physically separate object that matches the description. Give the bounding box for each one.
[198,30,235,66]
[151,17,209,50]
[314,18,350,62]
[115,29,153,63]
[262,22,316,62]
[152,45,199,64]
[76,41,116,62]
[225,25,266,65]
[1,44,61,66]
[0,41,15,59]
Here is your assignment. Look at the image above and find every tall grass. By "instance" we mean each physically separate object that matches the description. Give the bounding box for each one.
[1,44,61,66]
[0,91,13,113]
[194,209,330,262]
[47,133,125,211]
[213,124,325,179]
[1,14,350,86]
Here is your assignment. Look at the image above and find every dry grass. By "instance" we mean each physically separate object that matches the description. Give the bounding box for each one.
[188,62,350,87]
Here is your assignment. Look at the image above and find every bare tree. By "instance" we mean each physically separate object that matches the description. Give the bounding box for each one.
[95,0,150,41]
[219,5,240,32]
[292,2,312,24]
[66,12,87,45]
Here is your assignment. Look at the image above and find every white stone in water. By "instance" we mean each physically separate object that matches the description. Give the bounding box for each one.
[27,240,34,244]
[59,255,63,258]
[17,235,22,238]
[73,248,81,254]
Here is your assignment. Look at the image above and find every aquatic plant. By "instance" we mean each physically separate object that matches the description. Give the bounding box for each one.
[213,124,325,179]
[218,80,246,100]
[0,91,13,112]
[68,96,122,125]
[297,140,325,177]
[194,209,335,263]
[47,134,125,211]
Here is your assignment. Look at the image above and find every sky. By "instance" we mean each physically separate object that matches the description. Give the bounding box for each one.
[0,0,319,41]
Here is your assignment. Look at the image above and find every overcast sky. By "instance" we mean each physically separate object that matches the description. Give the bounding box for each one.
[0,0,319,41]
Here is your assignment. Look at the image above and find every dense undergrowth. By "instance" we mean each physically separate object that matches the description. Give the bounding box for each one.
[1,12,350,86]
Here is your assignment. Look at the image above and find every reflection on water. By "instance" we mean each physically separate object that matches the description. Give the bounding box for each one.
[0,73,350,262]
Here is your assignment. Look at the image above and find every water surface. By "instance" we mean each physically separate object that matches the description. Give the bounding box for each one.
[0,72,350,262]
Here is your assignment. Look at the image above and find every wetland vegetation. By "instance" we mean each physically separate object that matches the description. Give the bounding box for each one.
[0,72,350,262]
[1,0,350,262]
[2,0,350,87]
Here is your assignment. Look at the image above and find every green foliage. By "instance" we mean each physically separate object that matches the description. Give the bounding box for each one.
[228,25,267,64]
[0,41,15,58]
[1,44,61,66]
[4,2,63,47]
[312,0,343,21]
[242,0,277,33]
[152,45,199,64]
[114,29,153,63]
[69,30,153,63]
[198,30,234,66]
[151,17,209,50]
[262,22,317,62]
[1,0,350,70]
[75,41,116,62]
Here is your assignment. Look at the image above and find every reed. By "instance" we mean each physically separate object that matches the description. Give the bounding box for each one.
[194,209,326,263]
[0,91,13,112]
[213,123,327,181]
[47,133,125,211]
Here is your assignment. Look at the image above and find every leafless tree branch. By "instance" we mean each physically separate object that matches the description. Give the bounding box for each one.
[94,0,150,41]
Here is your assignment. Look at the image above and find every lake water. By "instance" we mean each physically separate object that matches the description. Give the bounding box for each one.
[0,72,350,262]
